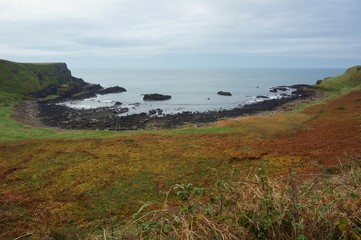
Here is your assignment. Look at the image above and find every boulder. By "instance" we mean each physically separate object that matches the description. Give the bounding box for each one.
[256,95,269,99]
[269,89,277,93]
[149,109,157,115]
[217,91,232,96]
[270,86,288,92]
[85,84,103,92]
[99,86,127,95]
[143,93,172,101]
[288,84,312,89]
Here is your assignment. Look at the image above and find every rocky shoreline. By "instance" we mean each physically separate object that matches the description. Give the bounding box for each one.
[3,59,330,131]
[33,88,316,131]
[11,81,321,131]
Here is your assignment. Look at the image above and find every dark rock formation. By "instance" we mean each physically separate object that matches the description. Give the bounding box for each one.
[269,86,288,92]
[143,93,172,101]
[288,84,312,89]
[291,89,314,97]
[217,91,232,96]
[57,82,83,98]
[85,84,103,92]
[99,86,127,95]
[34,84,59,98]
[149,108,164,115]
[269,89,277,93]
[316,80,323,85]
[256,95,269,99]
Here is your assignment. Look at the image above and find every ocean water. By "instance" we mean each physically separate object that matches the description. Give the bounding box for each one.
[65,68,345,115]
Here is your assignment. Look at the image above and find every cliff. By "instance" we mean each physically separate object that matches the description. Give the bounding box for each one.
[0,59,86,96]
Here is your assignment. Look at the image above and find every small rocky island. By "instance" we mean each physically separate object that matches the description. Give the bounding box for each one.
[143,93,172,101]
[217,91,232,96]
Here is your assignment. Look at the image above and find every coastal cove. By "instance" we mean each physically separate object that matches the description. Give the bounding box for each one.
[29,68,343,130]
[65,68,344,114]
[1,59,361,239]
[1,0,361,237]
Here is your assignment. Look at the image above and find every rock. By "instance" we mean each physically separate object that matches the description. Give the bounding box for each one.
[316,80,323,85]
[120,108,129,113]
[288,84,311,89]
[156,108,163,115]
[217,91,232,96]
[99,86,127,95]
[85,84,103,92]
[57,82,82,98]
[289,84,315,97]
[270,86,288,92]
[149,109,157,115]
[149,108,164,115]
[256,95,269,99]
[34,84,58,98]
[114,101,122,106]
[143,93,172,101]
[291,89,314,97]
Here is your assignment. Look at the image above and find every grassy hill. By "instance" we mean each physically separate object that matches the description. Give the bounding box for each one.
[317,65,361,95]
[0,63,360,239]
[0,59,85,96]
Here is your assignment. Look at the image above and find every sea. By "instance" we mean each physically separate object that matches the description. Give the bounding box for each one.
[65,68,345,115]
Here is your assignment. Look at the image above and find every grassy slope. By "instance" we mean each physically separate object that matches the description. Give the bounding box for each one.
[318,65,361,95]
[0,65,360,238]
[0,59,73,95]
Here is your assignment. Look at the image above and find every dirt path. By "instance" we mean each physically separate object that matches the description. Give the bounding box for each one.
[11,100,46,128]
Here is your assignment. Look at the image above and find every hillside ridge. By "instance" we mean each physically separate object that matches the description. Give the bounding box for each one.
[0,59,86,96]
[0,59,127,100]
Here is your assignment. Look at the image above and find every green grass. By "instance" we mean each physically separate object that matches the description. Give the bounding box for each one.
[289,66,361,114]
[315,66,361,96]
[0,91,120,141]
[0,59,76,96]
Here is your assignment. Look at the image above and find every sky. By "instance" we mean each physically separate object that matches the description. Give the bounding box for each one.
[0,0,360,69]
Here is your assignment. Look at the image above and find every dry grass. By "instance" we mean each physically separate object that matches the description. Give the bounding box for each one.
[93,158,361,240]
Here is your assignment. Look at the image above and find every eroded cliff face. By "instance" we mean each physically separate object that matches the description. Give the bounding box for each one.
[0,59,86,96]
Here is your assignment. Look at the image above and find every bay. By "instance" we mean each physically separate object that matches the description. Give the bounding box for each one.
[66,68,345,115]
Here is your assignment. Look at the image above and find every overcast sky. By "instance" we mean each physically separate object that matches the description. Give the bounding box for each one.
[0,0,360,68]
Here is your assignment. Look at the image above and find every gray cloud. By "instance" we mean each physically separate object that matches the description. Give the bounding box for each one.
[0,0,360,67]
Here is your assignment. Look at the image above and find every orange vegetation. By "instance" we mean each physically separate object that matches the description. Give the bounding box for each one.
[260,90,361,170]
[0,90,361,238]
